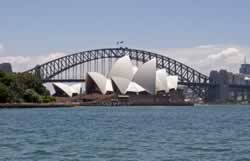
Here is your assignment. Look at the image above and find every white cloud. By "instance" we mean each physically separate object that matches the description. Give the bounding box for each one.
[0,43,4,53]
[0,52,65,72]
[198,47,245,74]
[150,45,249,75]
[207,48,240,59]
[195,44,217,49]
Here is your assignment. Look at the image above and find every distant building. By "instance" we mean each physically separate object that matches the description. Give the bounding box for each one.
[239,57,250,75]
[0,63,12,72]
[208,69,249,103]
[240,64,250,75]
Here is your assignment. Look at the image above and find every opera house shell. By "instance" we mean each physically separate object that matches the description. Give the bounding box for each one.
[85,55,178,96]
[51,55,178,97]
[52,83,84,97]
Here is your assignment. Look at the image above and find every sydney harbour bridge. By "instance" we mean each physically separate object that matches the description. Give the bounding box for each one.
[26,47,250,101]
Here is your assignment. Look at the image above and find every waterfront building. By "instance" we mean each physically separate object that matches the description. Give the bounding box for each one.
[85,55,178,96]
[52,55,178,97]
[208,69,250,103]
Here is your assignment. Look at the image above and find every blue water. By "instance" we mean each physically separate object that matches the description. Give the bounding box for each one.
[1,105,250,161]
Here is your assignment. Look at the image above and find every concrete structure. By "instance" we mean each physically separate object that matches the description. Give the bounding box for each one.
[85,56,178,96]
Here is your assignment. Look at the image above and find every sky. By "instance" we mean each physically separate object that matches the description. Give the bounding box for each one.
[0,0,250,74]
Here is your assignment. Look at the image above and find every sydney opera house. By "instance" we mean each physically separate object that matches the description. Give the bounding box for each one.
[52,55,178,98]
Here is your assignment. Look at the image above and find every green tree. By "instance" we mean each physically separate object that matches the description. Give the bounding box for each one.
[0,72,16,86]
[15,73,49,96]
[0,82,12,103]
[23,89,42,103]
[41,95,56,103]
[0,71,53,103]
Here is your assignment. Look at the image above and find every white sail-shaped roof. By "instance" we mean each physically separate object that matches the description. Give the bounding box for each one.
[111,76,131,94]
[156,69,168,92]
[106,79,113,93]
[83,56,178,96]
[126,82,146,93]
[53,82,77,97]
[43,83,56,95]
[86,72,107,94]
[167,76,178,90]
[70,83,84,94]
[108,55,134,80]
[133,58,156,95]
[132,66,138,76]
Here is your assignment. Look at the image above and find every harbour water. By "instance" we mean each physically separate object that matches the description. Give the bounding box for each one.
[1,105,250,161]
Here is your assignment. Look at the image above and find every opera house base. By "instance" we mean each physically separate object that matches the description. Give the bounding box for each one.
[55,93,193,106]
[84,96,193,106]
[118,95,193,106]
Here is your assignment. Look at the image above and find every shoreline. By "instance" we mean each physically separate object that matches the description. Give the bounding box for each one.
[1,103,249,109]
[0,103,79,108]
[0,102,194,108]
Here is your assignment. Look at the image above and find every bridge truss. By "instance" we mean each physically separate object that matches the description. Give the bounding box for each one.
[27,48,210,99]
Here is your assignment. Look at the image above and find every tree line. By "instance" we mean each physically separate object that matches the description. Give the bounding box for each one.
[0,71,55,103]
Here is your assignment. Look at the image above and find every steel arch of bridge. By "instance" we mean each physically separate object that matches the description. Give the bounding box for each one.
[27,48,210,99]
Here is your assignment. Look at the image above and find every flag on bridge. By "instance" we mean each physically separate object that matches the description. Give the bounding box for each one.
[116,41,124,45]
